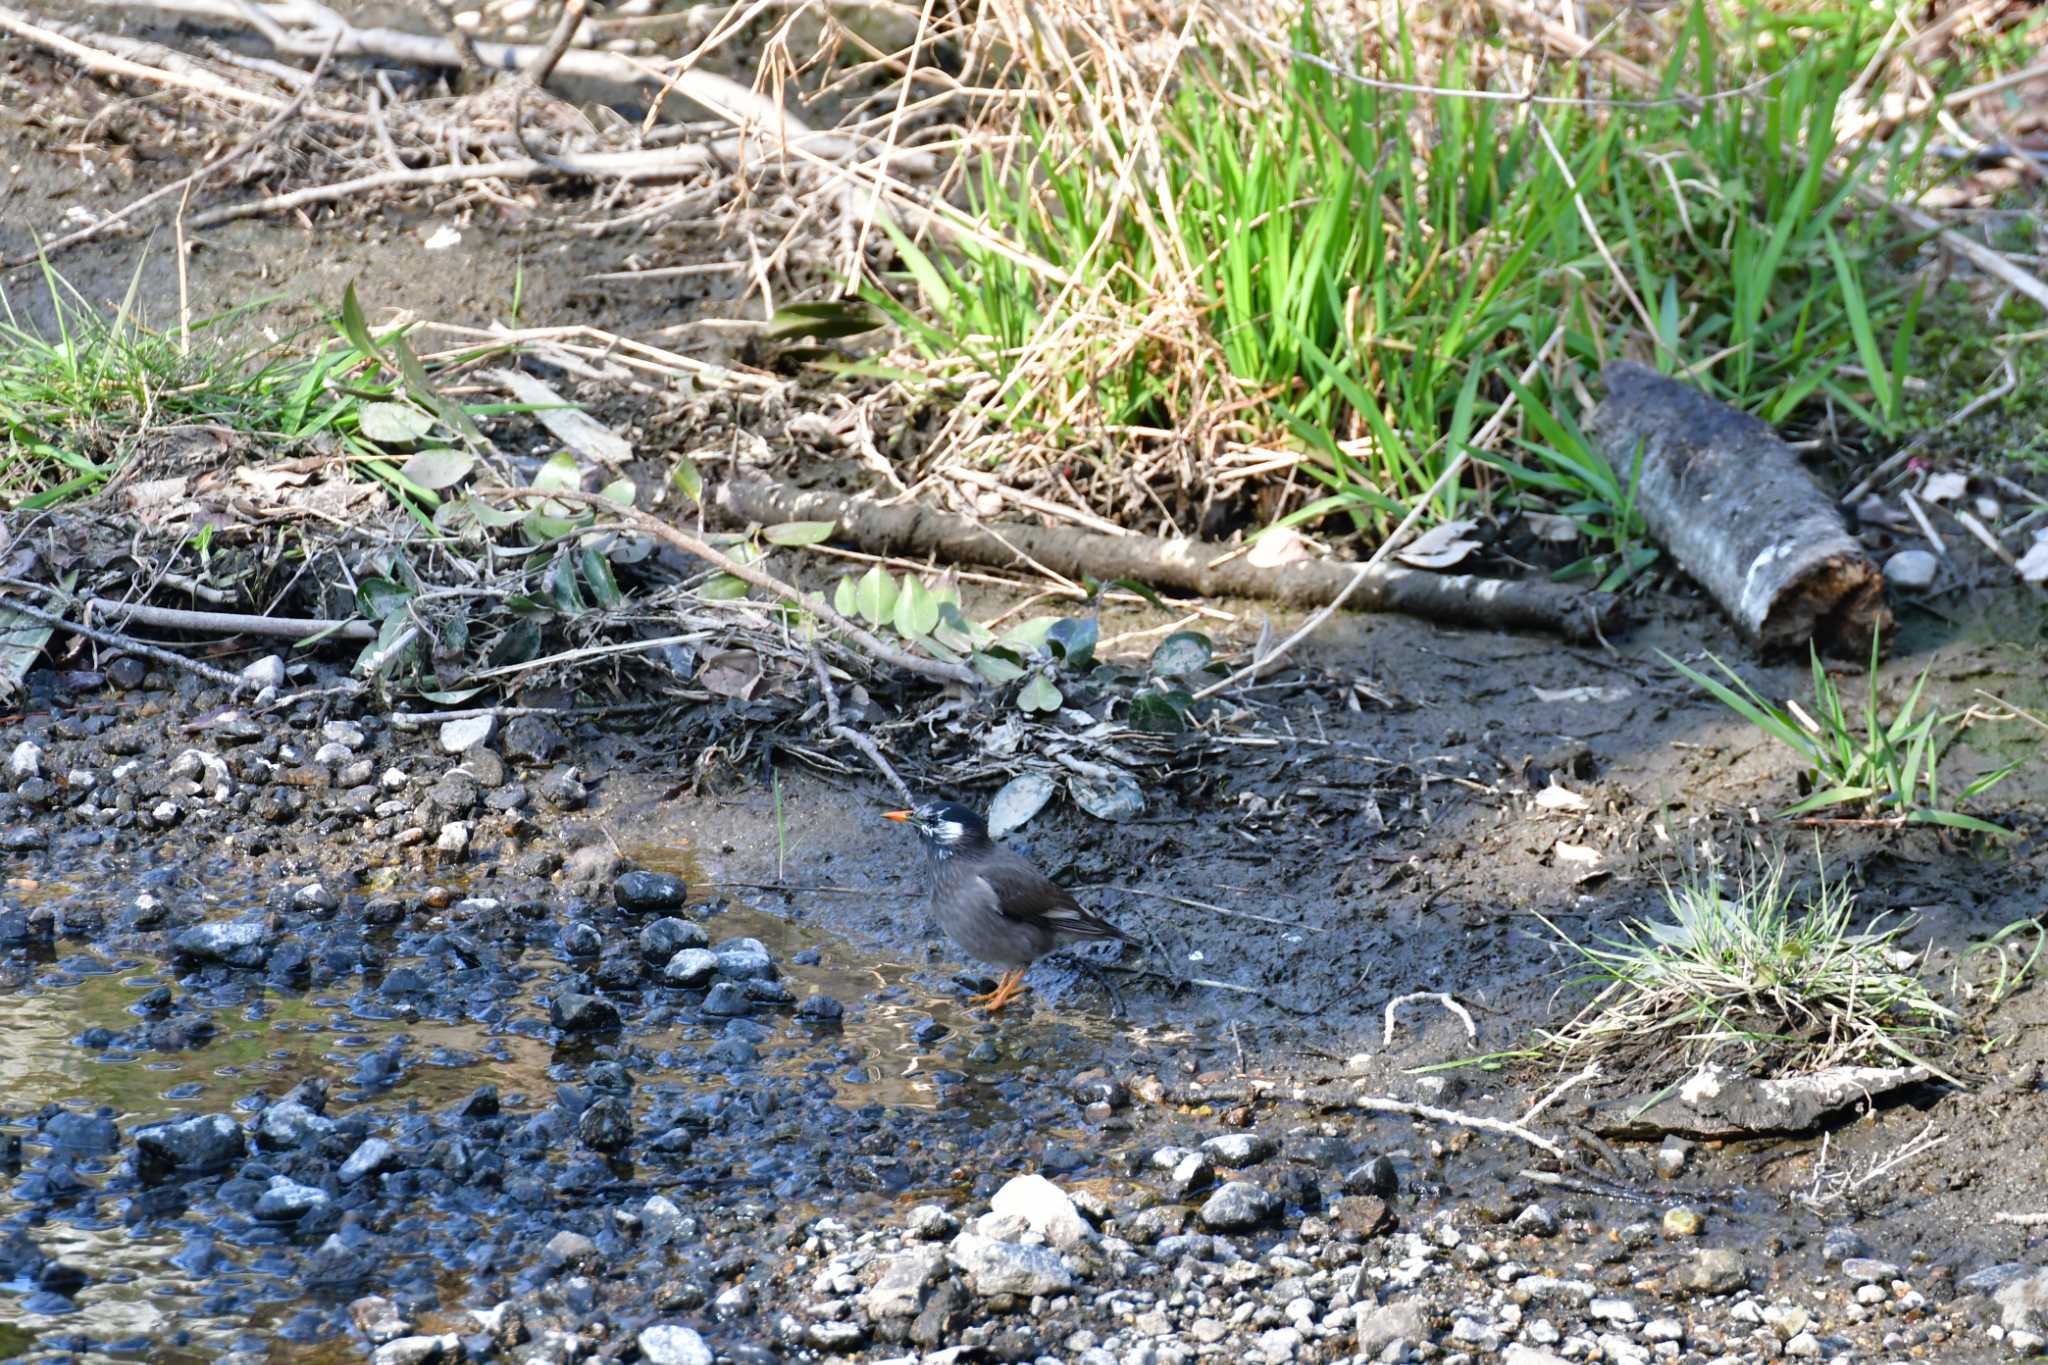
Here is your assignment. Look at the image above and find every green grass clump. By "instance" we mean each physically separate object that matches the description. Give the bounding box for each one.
[0,264,509,523]
[1541,855,1953,1072]
[1664,631,2019,838]
[867,3,1930,543]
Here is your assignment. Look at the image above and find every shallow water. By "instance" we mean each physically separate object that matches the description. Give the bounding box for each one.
[0,814,1134,1356]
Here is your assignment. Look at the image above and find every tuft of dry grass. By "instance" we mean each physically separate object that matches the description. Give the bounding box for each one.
[1538,851,1955,1074]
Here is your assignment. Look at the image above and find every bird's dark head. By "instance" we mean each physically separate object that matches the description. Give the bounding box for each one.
[883,800,988,856]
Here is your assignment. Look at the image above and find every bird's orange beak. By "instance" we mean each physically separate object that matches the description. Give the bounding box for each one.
[882,809,913,823]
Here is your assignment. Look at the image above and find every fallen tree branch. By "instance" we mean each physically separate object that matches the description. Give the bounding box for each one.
[0,594,257,694]
[87,597,375,641]
[474,487,981,690]
[716,474,1625,645]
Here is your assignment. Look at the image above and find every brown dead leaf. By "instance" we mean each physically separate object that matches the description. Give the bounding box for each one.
[699,648,764,700]
[1534,780,1592,813]
[1396,519,1480,570]
[2018,534,2048,585]
[1247,526,1311,569]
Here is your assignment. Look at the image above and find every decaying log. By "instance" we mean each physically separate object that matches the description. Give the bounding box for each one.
[716,475,1627,643]
[1591,363,1889,656]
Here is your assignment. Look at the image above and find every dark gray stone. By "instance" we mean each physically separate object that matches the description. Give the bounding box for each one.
[1198,1180,1280,1231]
[550,992,621,1032]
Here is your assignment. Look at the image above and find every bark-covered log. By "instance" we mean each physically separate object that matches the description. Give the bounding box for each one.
[716,475,1627,643]
[1592,362,1889,656]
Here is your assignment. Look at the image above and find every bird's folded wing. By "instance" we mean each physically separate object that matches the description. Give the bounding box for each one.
[978,861,1125,940]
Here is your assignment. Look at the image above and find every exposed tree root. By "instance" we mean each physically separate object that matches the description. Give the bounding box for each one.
[716,475,1628,644]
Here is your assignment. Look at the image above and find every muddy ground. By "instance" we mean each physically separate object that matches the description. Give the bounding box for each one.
[6,13,2048,1365]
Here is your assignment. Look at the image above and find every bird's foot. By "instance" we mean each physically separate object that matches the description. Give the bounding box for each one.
[968,969,1027,1013]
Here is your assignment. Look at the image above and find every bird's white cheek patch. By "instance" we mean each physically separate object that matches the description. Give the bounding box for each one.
[934,822,964,844]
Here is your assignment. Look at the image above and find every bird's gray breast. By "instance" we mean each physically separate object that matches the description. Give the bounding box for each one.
[931,859,1054,968]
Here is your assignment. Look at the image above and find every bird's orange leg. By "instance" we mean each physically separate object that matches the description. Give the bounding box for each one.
[968,968,1027,1013]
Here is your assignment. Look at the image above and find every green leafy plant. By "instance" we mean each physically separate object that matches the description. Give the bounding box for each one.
[1663,634,2019,837]
[1479,384,1659,592]
[1540,852,1954,1073]
[828,564,1055,694]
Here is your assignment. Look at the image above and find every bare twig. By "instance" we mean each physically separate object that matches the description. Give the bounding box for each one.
[1383,991,1481,1047]
[1352,1093,1569,1160]
[521,0,586,90]
[387,701,673,731]
[1521,1064,1601,1125]
[808,646,913,803]
[1191,325,1569,702]
[1992,1212,2048,1227]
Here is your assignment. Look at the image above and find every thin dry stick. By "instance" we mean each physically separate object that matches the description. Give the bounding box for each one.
[1105,885,1313,931]
[0,594,256,694]
[0,5,303,118]
[1520,1064,1601,1125]
[388,701,673,730]
[1352,1094,1568,1160]
[807,647,913,803]
[476,487,980,689]
[522,0,587,89]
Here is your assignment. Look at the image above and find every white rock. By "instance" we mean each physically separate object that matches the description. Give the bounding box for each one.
[947,1229,1073,1297]
[313,742,354,766]
[438,715,497,753]
[322,721,366,749]
[636,1324,714,1365]
[436,822,471,856]
[240,655,287,688]
[8,741,43,785]
[1885,548,1939,591]
[990,1173,1092,1250]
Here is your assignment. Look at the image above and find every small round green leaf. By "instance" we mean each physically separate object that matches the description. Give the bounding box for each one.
[765,520,837,548]
[358,400,436,445]
[672,458,704,505]
[894,576,941,638]
[697,575,752,601]
[1149,630,1213,677]
[399,448,475,491]
[1017,673,1063,713]
[854,566,898,627]
[531,451,582,492]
